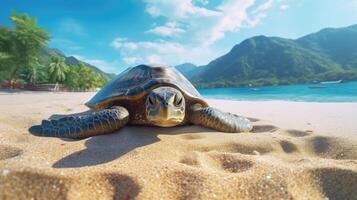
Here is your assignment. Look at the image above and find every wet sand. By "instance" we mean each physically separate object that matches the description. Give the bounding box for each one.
[0,91,356,200]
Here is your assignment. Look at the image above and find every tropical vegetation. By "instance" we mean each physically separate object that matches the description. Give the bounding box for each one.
[0,12,112,90]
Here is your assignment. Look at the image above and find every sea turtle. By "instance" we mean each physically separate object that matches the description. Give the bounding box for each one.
[29,64,253,139]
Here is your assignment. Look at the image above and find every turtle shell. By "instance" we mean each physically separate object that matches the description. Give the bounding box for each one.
[86,64,208,109]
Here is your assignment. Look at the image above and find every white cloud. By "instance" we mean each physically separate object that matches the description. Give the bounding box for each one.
[71,55,120,74]
[146,22,185,37]
[247,12,267,27]
[143,0,275,47]
[110,0,276,68]
[111,37,138,50]
[111,37,188,65]
[122,56,140,65]
[253,0,274,13]
[146,54,163,64]
[110,37,217,66]
[59,18,85,36]
[143,0,220,19]
[195,0,209,5]
[111,38,185,55]
[279,4,289,10]
[201,0,256,46]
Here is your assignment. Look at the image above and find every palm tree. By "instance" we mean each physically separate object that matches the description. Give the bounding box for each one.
[23,59,45,84]
[0,26,15,74]
[0,52,12,70]
[0,28,12,65]
[9,12,50,81]
[49,56,68,84]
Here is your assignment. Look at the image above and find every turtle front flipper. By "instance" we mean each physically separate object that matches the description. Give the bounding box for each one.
[29,106,129,139]
[189,105,253,133]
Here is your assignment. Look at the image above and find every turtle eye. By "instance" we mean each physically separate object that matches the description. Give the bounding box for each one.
[148,95,156,105]
[174,94,183,106]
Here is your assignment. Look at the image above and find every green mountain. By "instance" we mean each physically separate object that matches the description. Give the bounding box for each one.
[39,47,115,80]
[187,24,357,88]
[175,63,199,78]
[296,24,357,69]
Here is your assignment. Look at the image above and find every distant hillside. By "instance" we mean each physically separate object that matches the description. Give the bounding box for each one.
[39,47,115,80]
[175,63,199,78]
[296,24,357,69]
[184,24,357,88]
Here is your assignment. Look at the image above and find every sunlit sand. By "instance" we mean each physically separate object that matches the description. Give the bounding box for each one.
[0,91,357,200]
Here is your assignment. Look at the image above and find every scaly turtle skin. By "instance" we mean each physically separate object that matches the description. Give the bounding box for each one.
[29,64,253,139]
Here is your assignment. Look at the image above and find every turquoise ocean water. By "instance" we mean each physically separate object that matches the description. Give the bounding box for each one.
[198,81,357,102]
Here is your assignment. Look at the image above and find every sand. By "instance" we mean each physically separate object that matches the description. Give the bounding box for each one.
[0,91,357,200]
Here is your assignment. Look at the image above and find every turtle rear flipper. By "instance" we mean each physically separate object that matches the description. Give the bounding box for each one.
[29,106,129,139]
[189,105,252,133]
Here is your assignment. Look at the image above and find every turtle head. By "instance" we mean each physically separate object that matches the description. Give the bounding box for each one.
[145,87,185,127]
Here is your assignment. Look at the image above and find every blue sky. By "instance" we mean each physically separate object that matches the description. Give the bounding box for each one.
[1,0,357,73]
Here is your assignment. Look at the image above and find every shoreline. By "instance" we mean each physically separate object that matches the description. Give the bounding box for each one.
[1,91,356,138]
[205,98,357,103]
[2,88,357,103]
[2,89,357,103]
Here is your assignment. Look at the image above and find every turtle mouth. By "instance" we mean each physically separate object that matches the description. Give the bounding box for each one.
[147,107,185,127]
[149,118,183,127]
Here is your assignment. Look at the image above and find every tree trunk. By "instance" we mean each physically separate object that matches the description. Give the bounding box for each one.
[9,66,19,88]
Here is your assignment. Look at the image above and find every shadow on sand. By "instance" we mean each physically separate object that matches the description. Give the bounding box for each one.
[52,125,213,168]
[28,111,217,168]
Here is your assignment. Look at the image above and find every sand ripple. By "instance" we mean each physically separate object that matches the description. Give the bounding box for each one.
[0,145,22,160]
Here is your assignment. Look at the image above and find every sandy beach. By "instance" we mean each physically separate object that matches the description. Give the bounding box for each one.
[0,91,357,200]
